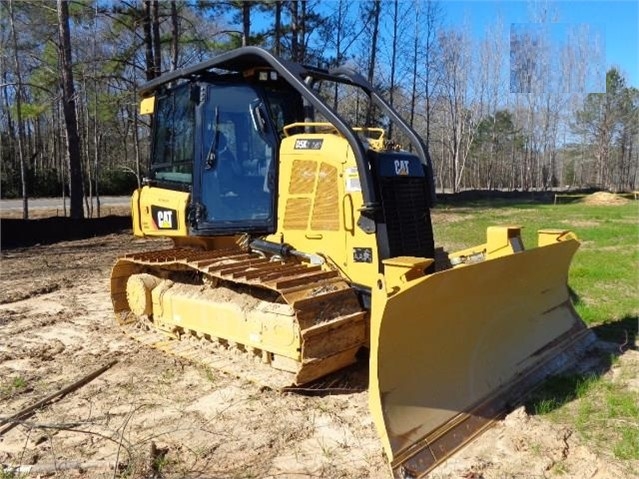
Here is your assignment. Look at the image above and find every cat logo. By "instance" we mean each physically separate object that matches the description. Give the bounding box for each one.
[157,210,173,228]
[394,159,410,176]
[151,206,178,230]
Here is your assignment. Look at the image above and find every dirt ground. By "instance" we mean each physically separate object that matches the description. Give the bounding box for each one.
[581,191,632,206]
[1,214,638,478]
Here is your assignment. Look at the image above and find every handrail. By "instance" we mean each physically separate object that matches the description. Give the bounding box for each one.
[282,122,340,137]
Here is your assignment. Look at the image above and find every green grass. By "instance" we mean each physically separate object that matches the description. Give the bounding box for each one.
[574,377,639,461]
[0,471,23,479]
[0,375,28,400]
[529,373,599,415]
[433,201,639,325]
[12,377,27,389]
[433,199,639,467]
[528,366,639,464]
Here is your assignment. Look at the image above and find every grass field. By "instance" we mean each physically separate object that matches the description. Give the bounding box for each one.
[432,199,639,468]
[432,200,638,325]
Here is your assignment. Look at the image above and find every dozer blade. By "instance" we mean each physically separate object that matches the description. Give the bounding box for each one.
[369,236,595,478]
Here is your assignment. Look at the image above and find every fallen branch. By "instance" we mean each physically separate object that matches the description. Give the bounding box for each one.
[0,421,133,452]
[113,406,136,479]
[0,360,117,437]
[2,460,121,476]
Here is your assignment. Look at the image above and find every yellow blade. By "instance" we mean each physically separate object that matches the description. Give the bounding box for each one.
[369,238,595,478]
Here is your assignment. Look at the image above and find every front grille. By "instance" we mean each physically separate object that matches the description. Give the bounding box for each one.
[378,176,434,259]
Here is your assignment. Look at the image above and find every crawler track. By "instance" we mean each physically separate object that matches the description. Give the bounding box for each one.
[110,247,367,387]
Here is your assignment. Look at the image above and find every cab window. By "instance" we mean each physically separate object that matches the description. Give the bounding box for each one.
[200,84,276,225]
[151,85,195,184]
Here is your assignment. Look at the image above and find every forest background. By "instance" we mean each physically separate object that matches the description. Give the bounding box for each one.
[1,0,638,219]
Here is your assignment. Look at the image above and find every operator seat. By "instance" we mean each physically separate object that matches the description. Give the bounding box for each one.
[215,132,242,196]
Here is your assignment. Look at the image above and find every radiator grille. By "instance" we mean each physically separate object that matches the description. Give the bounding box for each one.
[283,198,311,230]
[289,160,317,194]
[378,176,434,258]
[310,163,339,231]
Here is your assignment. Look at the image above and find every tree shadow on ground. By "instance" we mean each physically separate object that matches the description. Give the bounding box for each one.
[524,315,638,415]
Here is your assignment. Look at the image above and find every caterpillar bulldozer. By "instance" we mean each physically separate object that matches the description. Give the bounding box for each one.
[110,47,595,477]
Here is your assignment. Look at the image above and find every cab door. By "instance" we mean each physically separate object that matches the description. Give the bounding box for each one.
[192,84,278,235]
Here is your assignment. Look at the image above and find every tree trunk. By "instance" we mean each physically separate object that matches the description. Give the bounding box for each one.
[242,1,251,47]
[424,0,439,148]
[8,0,29,219]
[170,1,179,70]
[332,0,345,110]
[143,1,154,80]
[92,2,101,217]
[409,1,419,130]
[290,1,299,61]
[0,57,15,190]
[94,103,101,217]
[132,82,142,188]
[274,1,282,56]
[365,0,381,125]
[388,0,399,139]
[82,77,93,218]
[300,0,307,62]
[57,0,84,219]
[152,1,161,77]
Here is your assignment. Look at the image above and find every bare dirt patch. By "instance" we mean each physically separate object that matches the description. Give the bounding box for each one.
[561,219,601,228]
[430,209,467,224]
[0,233,388,478]
[1,229,638,478]
[434,405,628,479]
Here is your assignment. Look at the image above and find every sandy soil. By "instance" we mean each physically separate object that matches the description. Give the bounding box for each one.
[581,191,632,205]
[1,226,637,478]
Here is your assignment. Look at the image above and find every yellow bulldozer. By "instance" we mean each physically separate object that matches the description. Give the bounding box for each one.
[110,47,595,477]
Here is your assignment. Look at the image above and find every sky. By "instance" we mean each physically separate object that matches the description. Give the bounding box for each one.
[247,0,638,89]
[443,0,639,88]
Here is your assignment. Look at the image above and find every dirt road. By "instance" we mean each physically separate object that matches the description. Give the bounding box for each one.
[1,223,637,478]
[0,196,130,213]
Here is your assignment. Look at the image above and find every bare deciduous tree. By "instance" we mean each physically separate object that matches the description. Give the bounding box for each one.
[437,27,481,192]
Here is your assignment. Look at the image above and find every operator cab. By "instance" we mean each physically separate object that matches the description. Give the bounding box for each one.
[148,71,304,235]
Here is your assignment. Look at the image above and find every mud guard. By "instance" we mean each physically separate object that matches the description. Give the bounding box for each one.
[369,233,595,478]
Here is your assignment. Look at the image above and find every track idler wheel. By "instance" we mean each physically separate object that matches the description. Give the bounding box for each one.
[126,273,162,317]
